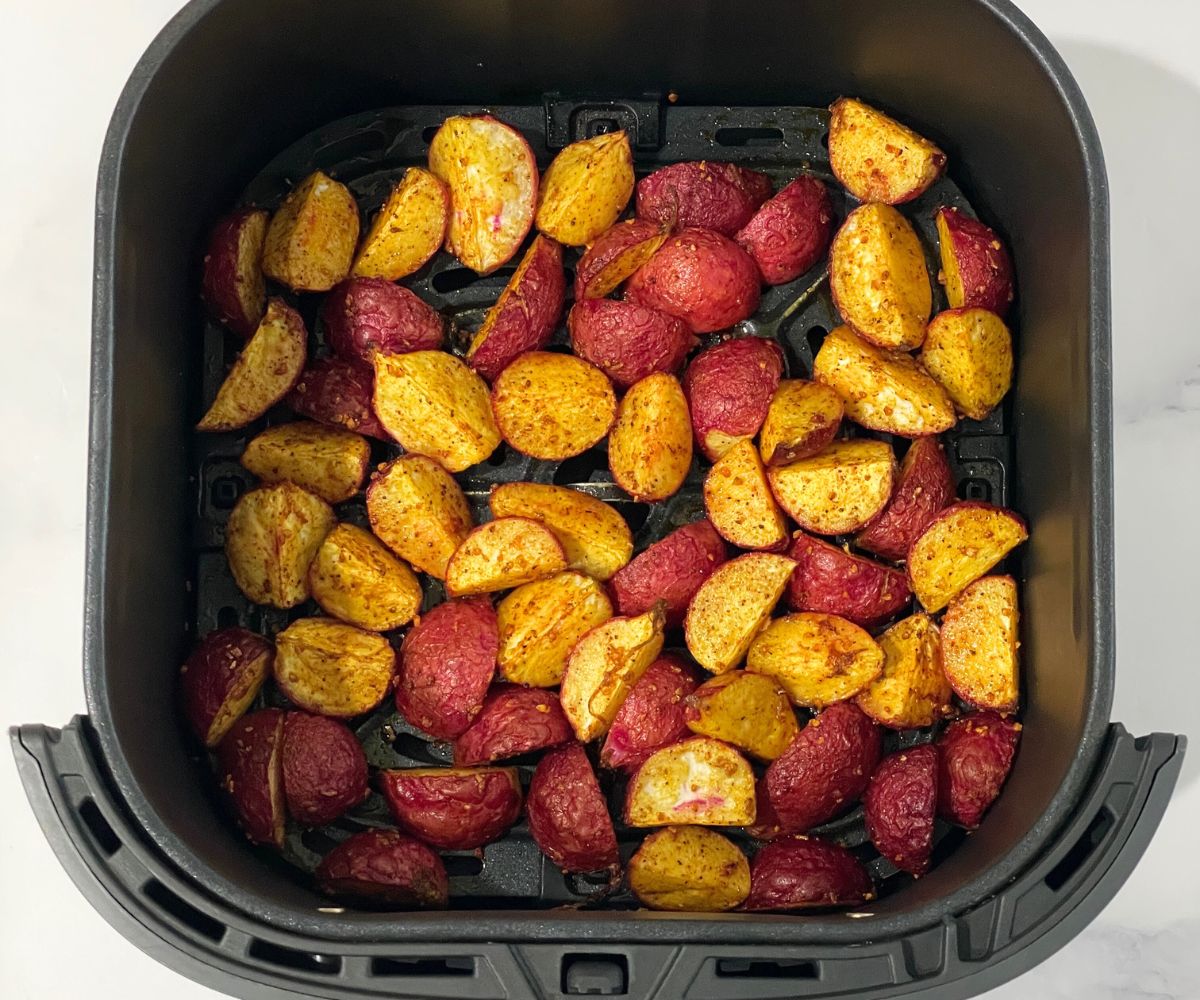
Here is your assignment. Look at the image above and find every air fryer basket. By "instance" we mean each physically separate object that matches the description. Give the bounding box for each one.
[12,1,1185,998]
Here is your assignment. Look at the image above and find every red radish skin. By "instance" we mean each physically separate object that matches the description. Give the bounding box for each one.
[864,745,938,875]
[288,357,390,440]
[601,654,701,772]
[321,278,443,365]
[609,520,728,627]
[736,177,834,285]
[636,161,773,236]
[527,744,620,873]
[453,684,574,766]
[316,830,448,907]
[280,712,369,826]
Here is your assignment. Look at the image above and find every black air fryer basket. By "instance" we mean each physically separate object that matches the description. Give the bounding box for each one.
[12,1,1186,998]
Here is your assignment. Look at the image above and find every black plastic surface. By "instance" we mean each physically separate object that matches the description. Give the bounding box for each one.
[13,719,1184,999]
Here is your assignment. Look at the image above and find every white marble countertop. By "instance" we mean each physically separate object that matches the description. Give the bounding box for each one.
[1,1,1197,997]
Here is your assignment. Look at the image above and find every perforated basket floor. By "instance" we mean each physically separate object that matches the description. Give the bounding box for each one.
[190,99,1014,910]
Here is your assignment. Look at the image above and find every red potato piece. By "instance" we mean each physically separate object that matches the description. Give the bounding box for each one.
[744,836,874,910]
[759,380,844,467]
[684,553,797,675]
[683,337,784,461]
[224,482,335,609]
[428,115,537,274]
[855,437,955,562]
[907,502,1028,612]
[288,358,389,440]
[467,235,566,381]
[636,161,773,236]
[608,372,693,503]
[241,421,370,505]
[560,605,666,742]
[396,597,497,740]
[526,744,620,873]
[536,131,635,246]
[626,228,762,334]
[703,438,789,551]
[201,207,268,337]
[629,826,751,912]
[316,829,448,907]
[935,206,1015,316]
[274,617,396,718]
[453,684,574,766]
[367,455,473,580]
[921,308,1014,421]
[856,613,953,729]
[568,298,696,388]
[321,278,443,366]
[785,531,911,626]
[280,712,368,826]
[216,709,285,848]
[941,575,1020,712]
[864,745,938,876]
[351,166,449,281]
[937,711,1021,828]
[624,735,756,826]
[746,612,884,708]
[308,523,422,632]
[828,98,946,205]
[574,218,670,300]
[735,176,834,285]
[262,171,360,292]
[197,298,307,431]
[601,654,700,773]
[180,627,273,749]
[379,767,522,850]
[445,517,569,597]
[609,520,727,628]
[767,439,896,537]
[757,702,882,837]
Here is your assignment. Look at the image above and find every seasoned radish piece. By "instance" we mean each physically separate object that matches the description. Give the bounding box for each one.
[241,421,370,504]
[907,502,1028,612]
[941,575,1020,712]
[216,708,286,847]
[684,672,798,761]
[445,517,568,597]
[864,745,938,876]
[703,438,789,550]
[828,98,946,205]
[629,826,750,912]
[379,767,522,851]
[745,836,874,910]
[609,519,727,627]
[574,218,671,300]
[812,325,956,438]
[735,175,834,285]
[428,115,537,274]
[366,455,473,580]
[197,298,307,431]
[683,337,784,461]
[937,711,1021,828]
[201,207,268,337]
[536,130,635,246]
[321,278,443,365]
[316,829,448,908]
[351,166,449,280]
[453,685,573,766]
[829,204,932,351]
[747,612,884,708]
[601,654,700,772]
[935,206,1015,315]
[624,736,755,826]
[759,380,844,466]
[921,308,1014,421]
[527,744,620,874]
[785,531,911,627]
[280,712,369,826]
[273,617,395,717]
[608,372,693,503]
[636,161,773,236]
[288,358,389,440]
[855,436,955,562]
[856,613,953,729]
[489,482,632,582]
[181,627,273,749]
[262,170,359,291]
[560,605,666,742]
[373,350,500,472]
[767,439,896,536]
[497,571,613,687]
[684,553,796,675]
[467,235,566,381]
[491,351,616,460]
[568,298,696,389]
[225,482,334,609]
[308,523,422,632]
